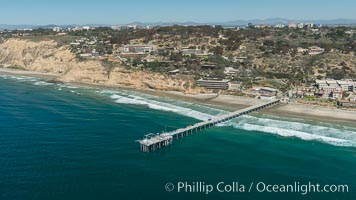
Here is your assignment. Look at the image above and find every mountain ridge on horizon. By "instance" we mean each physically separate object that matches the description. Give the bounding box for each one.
[1,18,356,30]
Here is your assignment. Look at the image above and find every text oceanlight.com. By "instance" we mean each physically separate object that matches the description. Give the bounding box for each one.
[164,181,349,195]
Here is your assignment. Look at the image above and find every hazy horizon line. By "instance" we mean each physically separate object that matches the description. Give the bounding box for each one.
[1,18,356,26]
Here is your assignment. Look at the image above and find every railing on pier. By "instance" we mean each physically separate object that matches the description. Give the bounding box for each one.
[137,99,280,152]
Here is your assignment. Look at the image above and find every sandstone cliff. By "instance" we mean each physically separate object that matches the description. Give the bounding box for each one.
[0,38,205,93]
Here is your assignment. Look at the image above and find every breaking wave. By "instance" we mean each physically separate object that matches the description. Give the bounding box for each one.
[108,93,218,121]
[226,115,356,147]
[107,92,356,147]
[99,90,356,147]
[0,75,39,82]
[34,81,54,86]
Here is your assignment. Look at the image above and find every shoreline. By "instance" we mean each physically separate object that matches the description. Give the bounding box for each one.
[1,68,356,126]
[0,68,58,80]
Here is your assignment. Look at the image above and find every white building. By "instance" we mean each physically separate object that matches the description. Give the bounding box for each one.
[181,48,204,56]
[332,91,343,99]
[82,26,90,31]
[228,82,242,91]
[224,67,239,76]
[122,45,157,54]
[111,26,121,30]
[275,24,285,28]
[128,25,137,29]
[254,24,267,29]
[53,27,62,32]
[297,47,308,53]
[345,30,356,36]
[315,80,328,88]
[297,23,304,28]
[308,46,325,55]
[315,79,354,99]
[72,26,83,31]
[196,79,230,90]
[337,80,354,92]
[289,23,297,28]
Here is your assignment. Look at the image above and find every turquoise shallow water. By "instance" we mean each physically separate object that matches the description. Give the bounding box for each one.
[0,75,355,200]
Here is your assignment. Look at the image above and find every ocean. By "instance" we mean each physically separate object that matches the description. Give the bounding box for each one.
[0,75,355,200]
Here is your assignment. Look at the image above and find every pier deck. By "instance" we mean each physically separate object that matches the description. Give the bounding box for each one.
[137,99,280,152]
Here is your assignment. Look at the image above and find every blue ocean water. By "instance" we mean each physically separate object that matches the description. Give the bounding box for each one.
[0,75,355,200]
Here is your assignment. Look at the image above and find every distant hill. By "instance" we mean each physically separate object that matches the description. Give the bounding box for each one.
[119,18,356,26]
[1,18,356,30]
[217,18,356,26]
[127,18,356,26]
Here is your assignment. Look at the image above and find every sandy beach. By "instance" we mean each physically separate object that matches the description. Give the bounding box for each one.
[163,91,356,124]
[266,103,356,124]
[0,68,59,80]
[1,68,356,125]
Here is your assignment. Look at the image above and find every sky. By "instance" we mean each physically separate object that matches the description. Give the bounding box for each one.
[1,0,356,25]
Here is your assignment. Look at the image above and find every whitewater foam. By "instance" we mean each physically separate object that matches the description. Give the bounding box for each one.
[225,115,356,147]
[57,85,78,89]
[34,81,54,86]
[102,90,356,147]
[109,93,214,120]
[0,75,39,82]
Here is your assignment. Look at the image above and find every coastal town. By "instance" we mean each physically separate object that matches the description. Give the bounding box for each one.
[1,22,355,109]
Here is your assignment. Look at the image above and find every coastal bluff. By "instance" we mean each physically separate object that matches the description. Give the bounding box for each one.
[0,38,205,93]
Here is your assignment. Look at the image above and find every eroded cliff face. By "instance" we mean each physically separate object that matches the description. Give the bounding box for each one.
[0,39,74,73]
[0,38,205,93]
